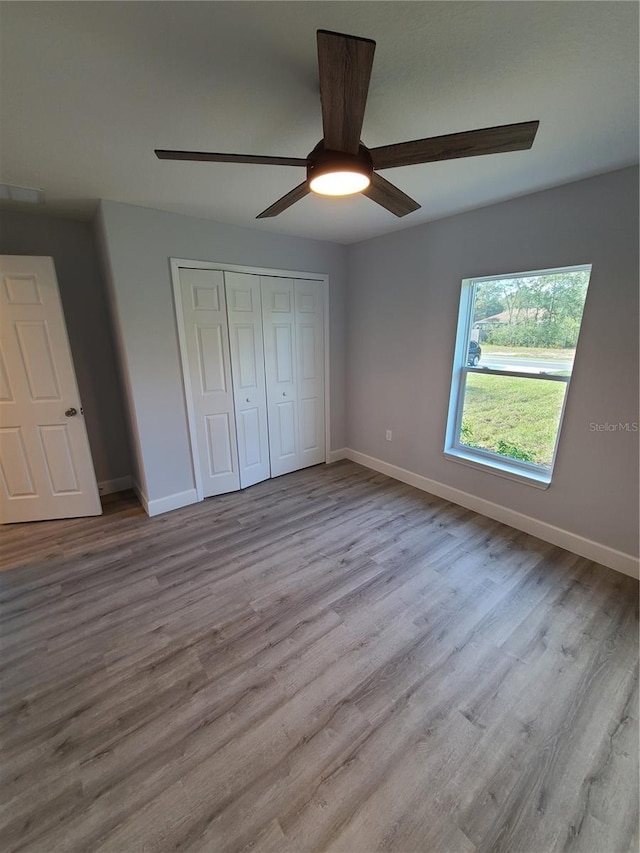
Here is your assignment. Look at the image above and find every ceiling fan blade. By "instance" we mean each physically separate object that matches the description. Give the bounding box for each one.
[155,150,307,167]
[317,30,376,155]
[256,181,310,219]
[370,120,540,170]
[362,172,421,217]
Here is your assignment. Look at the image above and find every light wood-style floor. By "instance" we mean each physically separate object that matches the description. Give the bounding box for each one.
[1,461,638,853]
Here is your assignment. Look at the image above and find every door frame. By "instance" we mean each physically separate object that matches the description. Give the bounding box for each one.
[170,258,331,503]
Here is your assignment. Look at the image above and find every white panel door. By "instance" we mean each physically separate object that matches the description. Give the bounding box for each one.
[261,276,299,477]
[295,279,325,468]
[178,268,240,497]
[225,271,270,489]
[0,255,101,523]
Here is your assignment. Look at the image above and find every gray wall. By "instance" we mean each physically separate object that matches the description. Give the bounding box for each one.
[98,200,347,503]
[347,166,639,557]
[0,208,131,484]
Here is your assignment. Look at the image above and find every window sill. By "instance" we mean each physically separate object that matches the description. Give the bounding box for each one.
[444,448,551,490]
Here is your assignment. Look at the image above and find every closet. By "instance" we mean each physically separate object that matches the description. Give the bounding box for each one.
[175,265,326,499]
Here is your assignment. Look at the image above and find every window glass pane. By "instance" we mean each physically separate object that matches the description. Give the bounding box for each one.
[459,373,567,467]
[469,269,590,376]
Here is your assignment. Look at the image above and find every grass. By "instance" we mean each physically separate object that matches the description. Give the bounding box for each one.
[460,373,567,466]
[481,343,576,360]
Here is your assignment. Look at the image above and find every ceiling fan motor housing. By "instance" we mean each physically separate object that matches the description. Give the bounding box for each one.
[306,142,374,191]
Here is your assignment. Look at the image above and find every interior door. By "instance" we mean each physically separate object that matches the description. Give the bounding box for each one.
[224,271,270,489]
[0,255,101,523]
[261,276,299,477]
[295,279,325,468]
[178,268,240,497]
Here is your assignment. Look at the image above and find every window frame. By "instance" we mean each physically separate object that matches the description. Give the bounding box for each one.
[444,264,592,488]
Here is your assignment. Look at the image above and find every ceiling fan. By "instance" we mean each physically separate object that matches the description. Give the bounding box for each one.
[155,29,539,219]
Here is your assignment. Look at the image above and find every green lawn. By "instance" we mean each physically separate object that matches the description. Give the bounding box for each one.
[460,373,567,466]
[481,343,576,360]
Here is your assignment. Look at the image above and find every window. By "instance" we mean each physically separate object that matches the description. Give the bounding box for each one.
[445,265,592,487]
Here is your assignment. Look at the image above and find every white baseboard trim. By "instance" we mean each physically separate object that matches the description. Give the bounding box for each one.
[132,481,198,517]
[327,448,348,463]
[345,448,639,580]
[146,488,199,517]
[132,480,148,514]
[98,475,133,496]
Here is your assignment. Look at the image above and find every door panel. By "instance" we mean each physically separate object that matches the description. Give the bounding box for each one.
[0,349,12,401]
[0,427,35,496]
[235,326,257,388]
[16,322,61,399]
[299,323,316,381]
[38,425,80,493]
[295,280,325,466]
[224,272,270,489]
[178,268,240,497]
[0,255,101,522]
[274,326,294,382]
[205,413,234,475]
[238,407,262,467]
[196,325,227,394]
[277,400,297,457]
[261,277,299,477]
[4,272,42,304]
[299,396,318,452]
[192,284,220,311]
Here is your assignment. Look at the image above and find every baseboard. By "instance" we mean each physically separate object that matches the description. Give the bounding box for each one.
[132,480,148,514]
[344,448,639,580]
[146,488,198,517]
[98,475,133,496]
[327,448,348,463]
[131,480,198,518]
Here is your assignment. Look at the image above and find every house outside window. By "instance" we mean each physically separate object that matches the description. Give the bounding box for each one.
[445,265,592,488]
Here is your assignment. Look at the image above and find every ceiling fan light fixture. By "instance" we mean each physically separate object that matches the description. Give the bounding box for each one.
[309,169,370,196]
[306,144,373,198]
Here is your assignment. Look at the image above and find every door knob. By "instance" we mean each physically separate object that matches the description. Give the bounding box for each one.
[245,398,251,403]
[65,407,78,417]
[282,392,287,397]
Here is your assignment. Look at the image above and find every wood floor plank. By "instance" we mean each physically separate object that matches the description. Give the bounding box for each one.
[0,460,637,853]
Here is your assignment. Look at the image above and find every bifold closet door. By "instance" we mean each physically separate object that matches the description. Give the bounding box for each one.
[261,276,325,477]
[224,272,270,489]
[178,268,240,497]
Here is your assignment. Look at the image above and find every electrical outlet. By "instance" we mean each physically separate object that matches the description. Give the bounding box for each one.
[386,429,392,441]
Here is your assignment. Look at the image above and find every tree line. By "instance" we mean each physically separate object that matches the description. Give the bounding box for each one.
[472,270,590,349]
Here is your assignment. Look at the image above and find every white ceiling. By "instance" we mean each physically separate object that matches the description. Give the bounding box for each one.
[1,1,638,244]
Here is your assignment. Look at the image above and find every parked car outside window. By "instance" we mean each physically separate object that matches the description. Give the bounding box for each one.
[467,340,481,366]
